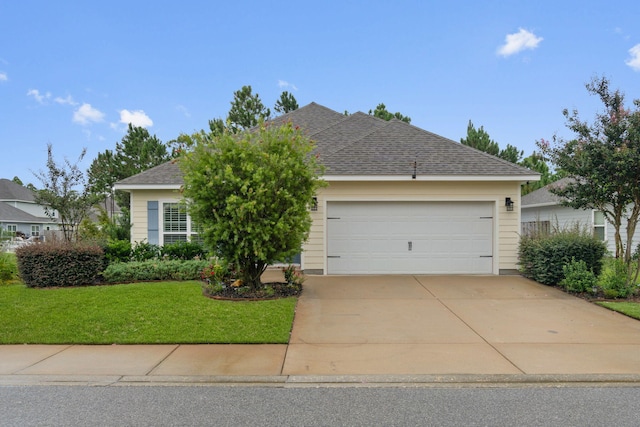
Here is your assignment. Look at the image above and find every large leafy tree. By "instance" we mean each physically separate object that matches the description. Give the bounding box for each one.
[274,91,299,114]
[368,103,411,123]
[33,144,100,242]
[539,76,640,268]
[179,122,325,290]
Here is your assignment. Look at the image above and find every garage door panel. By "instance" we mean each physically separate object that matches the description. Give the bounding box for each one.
[327,201,493,274]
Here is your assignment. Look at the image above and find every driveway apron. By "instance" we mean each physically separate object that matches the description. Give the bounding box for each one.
[282,275,640,376]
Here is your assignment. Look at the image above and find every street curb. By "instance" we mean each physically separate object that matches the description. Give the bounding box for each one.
[3,374,640,387]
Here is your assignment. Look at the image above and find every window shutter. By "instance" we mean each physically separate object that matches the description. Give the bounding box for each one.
[147,201,159,244]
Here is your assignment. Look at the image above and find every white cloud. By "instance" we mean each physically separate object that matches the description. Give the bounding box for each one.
[27,89,52,104]
[54,95,77,106]
[278,80,298,91]
[625,44,640,71]
[0,72,7,82]
[497,28,543,57]
[73,103,105,125]
[119,109,153,128]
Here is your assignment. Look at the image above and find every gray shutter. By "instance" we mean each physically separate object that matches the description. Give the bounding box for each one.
[147,201,159,245]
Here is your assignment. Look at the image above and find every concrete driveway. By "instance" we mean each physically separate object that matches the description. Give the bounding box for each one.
[283,275,640,376]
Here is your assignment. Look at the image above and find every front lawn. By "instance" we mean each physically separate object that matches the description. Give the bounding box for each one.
[596,301,640,320]
[0,281,297,344]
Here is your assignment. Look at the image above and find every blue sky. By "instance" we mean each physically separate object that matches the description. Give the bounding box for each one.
[1,1,640,185]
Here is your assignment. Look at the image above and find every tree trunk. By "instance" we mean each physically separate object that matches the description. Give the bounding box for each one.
[238,259,267,290]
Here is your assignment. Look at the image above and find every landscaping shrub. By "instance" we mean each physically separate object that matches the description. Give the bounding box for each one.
[15,242,104,287]
[560,258,597,293]
[130,241,161,261]
[104,239,132,264]
[519,229,607,286]
[161,241,208,260]
[0,252,17,284]
[598,258,636,299]
[102,259,209,283]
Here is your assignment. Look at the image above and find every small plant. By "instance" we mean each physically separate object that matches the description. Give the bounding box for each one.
[200,261,232,285]
[0,252,17,284]
[131,241,161,261]
[598,258,636,299]
[282,264,305,286]
[560,258,597,294]
[104,239,132,264]
[161,241,207,260]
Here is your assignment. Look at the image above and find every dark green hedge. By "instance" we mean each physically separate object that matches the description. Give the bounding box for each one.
[519,231,607,286]
[16,242,104,288]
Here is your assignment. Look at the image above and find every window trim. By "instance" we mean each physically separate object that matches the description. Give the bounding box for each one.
[159,200,199,245]
[592,210,606,241]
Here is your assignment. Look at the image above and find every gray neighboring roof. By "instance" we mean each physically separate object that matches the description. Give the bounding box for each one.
[0,202,48,223]
[116,160,184,187]
[521,178,573,207]
[0,179,36,202]
[115,102,540,187]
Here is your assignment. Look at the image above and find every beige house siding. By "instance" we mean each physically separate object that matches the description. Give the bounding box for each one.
[129,189,183,244]
[128,180,523,274]
[302,180,522,274]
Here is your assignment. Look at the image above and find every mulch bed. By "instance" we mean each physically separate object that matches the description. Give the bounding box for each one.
[202,281,302,300]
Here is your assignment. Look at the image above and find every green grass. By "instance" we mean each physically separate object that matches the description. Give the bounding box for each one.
[596,301,640,320]
[0,281,297,344]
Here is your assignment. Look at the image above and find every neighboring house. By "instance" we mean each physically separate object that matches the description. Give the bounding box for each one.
[0,179,58,240]
[521,178,640,256]
[114,102,539,275]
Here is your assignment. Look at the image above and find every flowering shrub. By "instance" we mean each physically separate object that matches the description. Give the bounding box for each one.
[282,265,305,286]
[200,261,233,291]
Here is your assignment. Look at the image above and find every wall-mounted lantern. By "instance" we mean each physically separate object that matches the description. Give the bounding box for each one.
[505,197,514,212]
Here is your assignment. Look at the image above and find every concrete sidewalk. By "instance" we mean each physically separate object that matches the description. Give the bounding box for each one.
[2,275,640,386]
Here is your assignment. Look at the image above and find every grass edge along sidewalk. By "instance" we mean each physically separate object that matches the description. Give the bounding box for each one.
[0,281,297,344]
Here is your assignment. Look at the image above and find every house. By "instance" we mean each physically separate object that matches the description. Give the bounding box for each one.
[0,179,58,241]
[114,102,540,275]
[521,178,640,256]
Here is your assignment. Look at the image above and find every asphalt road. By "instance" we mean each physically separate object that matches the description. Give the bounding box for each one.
[2,385,640,426]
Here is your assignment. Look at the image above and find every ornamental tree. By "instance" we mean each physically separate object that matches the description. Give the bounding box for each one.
[179,122,325,290]
[33,144,100,242]
[539,77,640,269]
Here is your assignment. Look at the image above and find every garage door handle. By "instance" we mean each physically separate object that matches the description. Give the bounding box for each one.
[327,255,341,258]
[479,255,493,258]
[408,241,412,251]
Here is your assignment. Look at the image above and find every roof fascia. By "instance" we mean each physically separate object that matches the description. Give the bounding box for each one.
[113,184,183,191]
[521,201,561,209]
[323,174,541,182]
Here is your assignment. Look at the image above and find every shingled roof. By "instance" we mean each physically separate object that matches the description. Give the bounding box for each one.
[0,202,48,223]
[0,179,36,202]
[521,178,573,207]
[115,102,539,188]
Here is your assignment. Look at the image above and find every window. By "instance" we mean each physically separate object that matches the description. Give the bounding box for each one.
[593,211,605,241]
[31,225,40,236]
[6,224,17,234]
[161,202,200,244]
[521,220,550,236]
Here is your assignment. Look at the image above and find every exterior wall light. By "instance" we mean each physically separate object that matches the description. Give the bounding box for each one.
[505,197,514,212]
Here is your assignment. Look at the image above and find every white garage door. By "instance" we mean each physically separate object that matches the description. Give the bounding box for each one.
[327,201,494,274]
